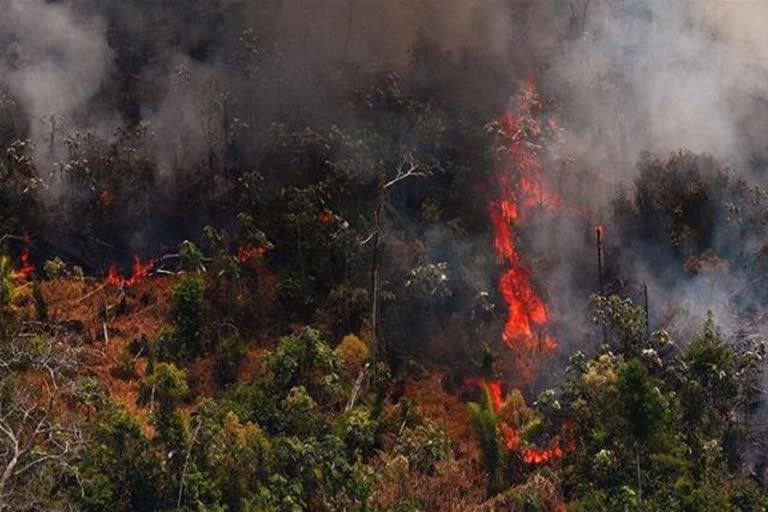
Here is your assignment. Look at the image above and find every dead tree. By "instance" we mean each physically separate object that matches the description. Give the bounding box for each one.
[362,154,426,370]
[0,384,83,510]
[0,334,84,510]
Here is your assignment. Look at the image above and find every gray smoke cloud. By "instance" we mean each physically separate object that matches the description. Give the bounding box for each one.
[548,0,768,179]
[2,0,768,342]
[0,0,111,156]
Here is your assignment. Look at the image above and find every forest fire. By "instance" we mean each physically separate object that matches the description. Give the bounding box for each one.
[490,79,559,382]
[16,249,34,279]
[485,379,572,466]
[237,244,268,265]
[107,256,154,287]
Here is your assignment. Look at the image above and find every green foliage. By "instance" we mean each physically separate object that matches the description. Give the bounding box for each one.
[171,276,206,346]
[617,359,666,445]
[43,257,67,280]
[337,407,377,460]
[158,276,207,361]
[282,386,319,436]
[685,313,738,418]
[396,419,452,475]
[0,255,14,324]
[142,362,189,448]
[178,240,206,273]
[468,386,503,495]
[214,335,245,386]
[76,403,161,512]
[32,282,47,322]
[194,406,273,512]
[266,328,342,403]
[730,478,768,512]
[592,294,648,355]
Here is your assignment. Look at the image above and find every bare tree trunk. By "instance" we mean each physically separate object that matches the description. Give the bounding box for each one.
[636,445,642,505]
[297,222,306,285]
[343,0,354,62]
[370,194,383,371]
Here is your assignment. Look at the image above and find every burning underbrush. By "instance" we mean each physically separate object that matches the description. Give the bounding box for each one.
[1,38,768,506]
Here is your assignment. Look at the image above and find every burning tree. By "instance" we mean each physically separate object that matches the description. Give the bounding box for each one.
[488,78,562,385]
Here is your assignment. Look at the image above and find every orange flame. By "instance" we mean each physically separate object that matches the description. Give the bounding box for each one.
[478,379,573,466]
[317,210,333,225]
[490,80,559,382]
[17,249,35,279]
[107,256,153,287]
[237,244,268,265]
[487,380,503,412]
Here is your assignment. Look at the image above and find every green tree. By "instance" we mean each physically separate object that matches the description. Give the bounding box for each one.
[617,359,666,504]
[77,403,161,512]
[685,313,737,424]
[144,362,190,449]
[468,384,504,496]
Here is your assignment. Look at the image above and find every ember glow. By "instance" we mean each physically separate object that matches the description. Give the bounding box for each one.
[483,379,572,466]
[490,79,558,382]
[107,256,154,287]
[17,249,34,279]
[317,210,333,225]
[237,244,268,265]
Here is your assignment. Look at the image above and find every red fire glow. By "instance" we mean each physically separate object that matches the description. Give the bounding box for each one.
[317,210,333,225]
[490,78,559,383]
[107,256,153,287]
[17,249,34,279]
[237,244,268,265]
[482,379,573,466]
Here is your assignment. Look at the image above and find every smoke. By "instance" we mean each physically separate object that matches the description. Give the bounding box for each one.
[547,0,768,176]
[3,0,768,338]
[0,0,111,156]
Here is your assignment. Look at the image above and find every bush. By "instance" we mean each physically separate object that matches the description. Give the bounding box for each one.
[171,276,206,339]
[32,282,47,322]
[161,276,207,360]
[267,328,342,403]
[337,407,377,460]
[396,419,452,475]
[282,386,319,436]
[141,363,189,449]
[178,240,205,273]
[0,256,15,335]
[43,257,67,280]
[335,333,369,375]
[115,347,137,380]
[214,335,245,386]
[468,385,504,494]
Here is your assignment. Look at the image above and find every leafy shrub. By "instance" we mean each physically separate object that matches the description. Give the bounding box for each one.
[214,335,245,386]
[178,240,205,273]
[157,277,207,361]
[115,346,137,380]
[171,276,206,346]
[468,385,503,494]
[324,284,369,334]
[0,255,14,313]
[337,407,377,460]
[282,386,319,436]
[32,282,47,322]
[267,328,342,404]
[396,419,452,475]
[43,257,67,280]
[335,333,369,375]
[140,363,189,448]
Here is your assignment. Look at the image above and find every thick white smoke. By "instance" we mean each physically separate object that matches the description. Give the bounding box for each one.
[0,0,111,157]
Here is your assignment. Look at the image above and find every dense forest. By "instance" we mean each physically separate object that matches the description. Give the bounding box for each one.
[2,0,768,510]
